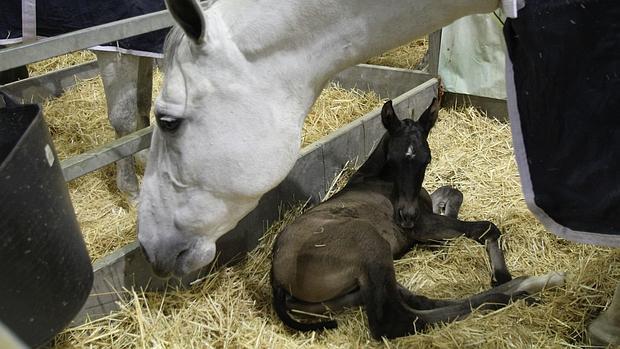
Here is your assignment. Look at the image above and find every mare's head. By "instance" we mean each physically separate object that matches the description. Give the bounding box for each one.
[379,99,439,228]
[138,0,302,277]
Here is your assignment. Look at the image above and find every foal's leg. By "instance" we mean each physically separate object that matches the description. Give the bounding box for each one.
[96,51,152,202]
[413,271,565,324]
[360,262,423,339]
[587,281,620,346]
[415,213,512,286]
[430,185,463,218]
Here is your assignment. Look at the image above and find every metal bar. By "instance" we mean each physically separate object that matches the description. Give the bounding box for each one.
[0,10,173,71]
[0,61,99,104]
[60,126,154,181]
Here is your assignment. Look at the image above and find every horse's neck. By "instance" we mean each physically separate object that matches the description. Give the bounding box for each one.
[216,0,498,86]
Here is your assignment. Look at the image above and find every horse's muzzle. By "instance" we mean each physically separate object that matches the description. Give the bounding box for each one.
[139,240,189,279]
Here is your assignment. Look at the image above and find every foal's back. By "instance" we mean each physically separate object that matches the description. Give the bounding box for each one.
[272,180,407,302]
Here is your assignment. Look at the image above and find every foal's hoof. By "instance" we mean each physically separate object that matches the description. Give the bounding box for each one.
[516,271,566,295]
[430,186,463,219]
[587,311,620,347]
[511,291,541,306]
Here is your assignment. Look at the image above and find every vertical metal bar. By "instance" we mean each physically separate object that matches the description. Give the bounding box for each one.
[21,0,37,42]
[427,29,442,76]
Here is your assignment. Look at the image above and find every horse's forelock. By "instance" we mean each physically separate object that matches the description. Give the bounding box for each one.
[163,26,186,72]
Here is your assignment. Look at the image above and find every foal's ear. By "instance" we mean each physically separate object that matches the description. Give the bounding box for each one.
[165,0,206,44]
[381,100,402,134]
[418,98,439,134]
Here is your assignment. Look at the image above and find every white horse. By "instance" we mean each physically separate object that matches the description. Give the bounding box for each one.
[137,0,508,276]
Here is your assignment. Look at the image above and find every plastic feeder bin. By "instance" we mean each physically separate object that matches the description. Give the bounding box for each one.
[0,92,93,347]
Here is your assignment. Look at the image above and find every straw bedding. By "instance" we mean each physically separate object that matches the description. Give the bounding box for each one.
[26,42,619,348]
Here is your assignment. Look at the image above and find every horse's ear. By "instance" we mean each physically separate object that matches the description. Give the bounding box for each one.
[381,100,401,134]
[165,0,206,44]
[418,98,439,134]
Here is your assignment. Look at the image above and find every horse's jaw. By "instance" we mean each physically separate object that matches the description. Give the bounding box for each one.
[138,162,272,277]
[137,193,254,277]
[138,94,303,277]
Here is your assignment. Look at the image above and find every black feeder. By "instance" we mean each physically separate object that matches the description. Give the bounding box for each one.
[0,91,93,347]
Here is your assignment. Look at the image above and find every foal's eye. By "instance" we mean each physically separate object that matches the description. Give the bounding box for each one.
[156,115,182,132]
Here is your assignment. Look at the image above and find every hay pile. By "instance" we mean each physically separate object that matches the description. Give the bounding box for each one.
[31,42,618,348]
[367,38,428,70]
[28,50,96,77]
[47,102,619,348]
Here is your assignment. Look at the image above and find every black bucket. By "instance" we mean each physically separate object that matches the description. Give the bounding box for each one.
[0,91,93,347]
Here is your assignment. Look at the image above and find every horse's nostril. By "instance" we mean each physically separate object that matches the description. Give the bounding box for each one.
[152,264,173,279]
[176,247,190,261]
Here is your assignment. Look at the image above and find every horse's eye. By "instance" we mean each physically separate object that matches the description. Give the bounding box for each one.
[157,115,182,132]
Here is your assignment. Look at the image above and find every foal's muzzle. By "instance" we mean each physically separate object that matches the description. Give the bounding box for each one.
[396,208,418,229]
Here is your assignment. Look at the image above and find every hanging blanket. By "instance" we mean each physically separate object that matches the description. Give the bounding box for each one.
[0,0,169,58]
[504,0,620,246]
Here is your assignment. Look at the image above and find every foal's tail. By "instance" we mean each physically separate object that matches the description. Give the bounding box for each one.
[272,284,337,332]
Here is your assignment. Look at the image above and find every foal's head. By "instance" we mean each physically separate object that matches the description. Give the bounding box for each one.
[381,99,439,228]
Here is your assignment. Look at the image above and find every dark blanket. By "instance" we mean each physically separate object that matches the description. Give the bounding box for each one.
[0,0,169,57]
[504,0,620,246]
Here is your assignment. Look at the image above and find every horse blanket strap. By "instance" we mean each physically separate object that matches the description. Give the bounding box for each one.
[0,0,169,57]
[504,0,620,246]
[501,0,525,18]
[21,0,36,42]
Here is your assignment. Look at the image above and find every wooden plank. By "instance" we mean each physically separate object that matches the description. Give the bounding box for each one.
[0,61,99,104]
[392,78,439,120]
[333,64,433,99]
[362,78,439,156]
[60,126,153,181]
[427,30,442,76]
[442,92,508,122]
[71,242,191,324]
[70,74,439,325]
[317,120,366,193]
